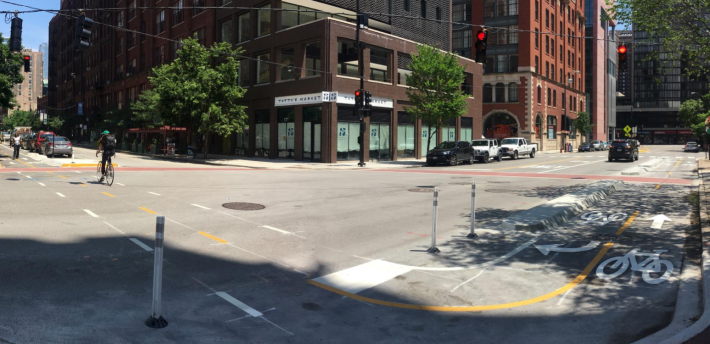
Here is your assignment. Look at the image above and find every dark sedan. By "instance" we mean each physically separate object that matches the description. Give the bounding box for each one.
[608,139,638,162]
[40,136,73,158]
[578,142,593,152]
[19,133,32,150]
[426,141,474,166]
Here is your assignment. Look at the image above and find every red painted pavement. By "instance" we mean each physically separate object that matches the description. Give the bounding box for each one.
[0,167,256,173]
[369,169,694,185]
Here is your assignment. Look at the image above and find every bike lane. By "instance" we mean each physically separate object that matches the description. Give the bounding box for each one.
[308,182,698,343]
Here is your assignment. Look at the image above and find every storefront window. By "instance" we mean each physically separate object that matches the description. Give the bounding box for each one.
[547,116,557,139]
[337,107,360,160]
[460,117,473,142]
[337,40,359,77]
[235,128,248,155]
[305,42,321,77]
[397,112,415,158]
[443,126,456,141]
[255,110,270,156]
[303,106,322,161]
[422,123,437,155]
[370,111,391,160]
[277,108,295,158]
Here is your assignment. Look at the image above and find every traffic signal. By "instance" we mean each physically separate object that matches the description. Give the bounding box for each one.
[364,91,372,110]
[74,14,94,51]
[618,45,628,71]
[475,29,488,64]
[23,55,30,72]
[354,89,364,109]
[9,17,22,53]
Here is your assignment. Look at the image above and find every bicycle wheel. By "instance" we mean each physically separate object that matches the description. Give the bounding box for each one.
[596,257,629,280]
[105,163,114,186]
[96,162,103,183]
[642,260,674,284]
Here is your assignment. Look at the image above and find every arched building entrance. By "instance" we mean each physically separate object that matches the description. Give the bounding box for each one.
[483,112,519,139]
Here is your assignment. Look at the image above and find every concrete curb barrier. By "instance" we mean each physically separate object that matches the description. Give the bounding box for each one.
[502,179,623,231]
[650,170,710,344]
[621,158,664,176]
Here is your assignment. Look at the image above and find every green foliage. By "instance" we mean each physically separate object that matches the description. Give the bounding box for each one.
[610,0,710,77]
[133,36,248,157]
[2,110,40,131]
[677,94,710,140]
[47,116,65,131]
[572,112,593,139]
[405,44,468,153]
[0,33,25,109]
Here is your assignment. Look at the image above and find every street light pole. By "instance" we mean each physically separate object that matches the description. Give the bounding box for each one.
[355,0,366,167]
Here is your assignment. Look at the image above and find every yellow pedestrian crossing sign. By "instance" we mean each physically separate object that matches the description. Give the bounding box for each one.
[624,125,631,137]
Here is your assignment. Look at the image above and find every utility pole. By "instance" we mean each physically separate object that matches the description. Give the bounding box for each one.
[355,0,366,167]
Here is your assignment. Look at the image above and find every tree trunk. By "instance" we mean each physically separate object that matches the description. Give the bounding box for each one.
[203,131,210,159]
[426,125,433,154]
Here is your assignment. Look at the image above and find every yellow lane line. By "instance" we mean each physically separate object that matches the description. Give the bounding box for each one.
[140,207,156,214]
[198,231,229,244]
[80,183,86,187]
[15,158,35,168]
[492,157,582,171]
[655,184,661,190]
[59,175,67,179]
[668,158,683,176]
[102,192,115,197]
[309,211,640,312]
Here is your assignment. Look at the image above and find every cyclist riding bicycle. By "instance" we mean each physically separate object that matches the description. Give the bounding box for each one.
[96,130,116,182]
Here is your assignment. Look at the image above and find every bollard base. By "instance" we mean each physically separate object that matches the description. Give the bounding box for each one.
[467,233,479,239]
[426,247,441,253]
[145,316,168,329]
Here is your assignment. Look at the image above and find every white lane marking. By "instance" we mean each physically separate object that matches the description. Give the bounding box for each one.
[74,171,81,174]
[262,225,291,235]
[225,308,276,322]
[116,183,125,186]
[148,192,161,196]
[312,260,414,294]
[56,192,66,198]
[191,204,210,210]
[537,160,606,173]
[83,209,99,218]
[557,288,574,305]
[129,238,154,252]
[450,236,542,292]
[38,182,45,186]
[9,162,15,165]
[104,221,126,235]
[22,158,27,160]
[215,292,264,317]
[25,175,32,179]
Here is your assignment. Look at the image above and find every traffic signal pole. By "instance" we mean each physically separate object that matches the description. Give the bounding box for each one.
[356,0,366,167]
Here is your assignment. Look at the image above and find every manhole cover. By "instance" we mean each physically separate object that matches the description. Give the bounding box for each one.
[222,202,265,210]
[484,189,517,193]
[487,181,510,184]
[409,188,435,192]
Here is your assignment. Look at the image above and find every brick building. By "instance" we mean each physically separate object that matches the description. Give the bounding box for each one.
[12,49,43,114]
[49,0,217,141]
[215,0,479,162]
[474,0,586,151]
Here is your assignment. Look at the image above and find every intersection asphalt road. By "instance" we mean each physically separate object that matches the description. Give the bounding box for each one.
[0,144,703,343]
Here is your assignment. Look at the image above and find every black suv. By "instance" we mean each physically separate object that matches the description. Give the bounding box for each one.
[426,141,473,166]
[608,139,638,162]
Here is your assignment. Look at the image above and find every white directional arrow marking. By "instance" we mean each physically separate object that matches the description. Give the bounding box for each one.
[534,241,601,256]
[645,214,672,229]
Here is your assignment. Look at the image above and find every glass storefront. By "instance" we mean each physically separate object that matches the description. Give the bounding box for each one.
[235,128,248,155]
[370,111,391,160]
[303,106,322,161]
[277,108,295,158]
[461,117,473,142]
[254,110,270,156]
[443,127,456,142]
[337,107,361,160]
[422,124,437,155]
[397,112,415,158]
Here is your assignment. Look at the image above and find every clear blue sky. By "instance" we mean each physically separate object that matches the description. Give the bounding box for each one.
[0,0,57,52]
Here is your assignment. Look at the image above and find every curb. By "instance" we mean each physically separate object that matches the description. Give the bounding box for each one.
[501,179,623,231]
[654,170,710,344]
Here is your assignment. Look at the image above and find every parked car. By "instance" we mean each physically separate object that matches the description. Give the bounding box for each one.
[591,140,604,151]
[601,141,610,150]
[40,136,73,158]
[685,141,700,152]
[34,131,56,154]
[1,131,9,142]
[20,133,33,150]
[471,139,502,163]
[426,141,474,166]
[499,137,537,159]
[578,142,593,152]
[609,139,638,162]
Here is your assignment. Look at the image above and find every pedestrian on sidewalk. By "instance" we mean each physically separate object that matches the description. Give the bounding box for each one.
[12,132,21,159]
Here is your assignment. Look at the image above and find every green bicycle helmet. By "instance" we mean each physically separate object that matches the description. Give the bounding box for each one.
[102,130,110,135]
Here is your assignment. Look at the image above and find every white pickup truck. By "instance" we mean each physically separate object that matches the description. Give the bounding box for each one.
[471,139,502,163]
[499,137,538,159]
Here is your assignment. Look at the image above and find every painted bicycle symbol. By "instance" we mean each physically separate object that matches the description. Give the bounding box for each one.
[580,211,628,225]
[596,248,674,284]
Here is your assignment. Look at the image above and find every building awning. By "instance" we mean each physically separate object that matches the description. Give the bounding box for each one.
[128,126,187,134]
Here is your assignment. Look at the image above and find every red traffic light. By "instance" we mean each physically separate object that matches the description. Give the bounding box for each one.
[618,46,627,54]
[24,55,30,61]
[355,90,361,97]
[477,31,486,41]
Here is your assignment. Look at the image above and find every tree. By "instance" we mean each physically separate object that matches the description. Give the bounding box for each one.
[133,36,248,158]
[2,110,40,131]
[405,44,468,154]
[572,111,593,141]
[610,0,710,77]
[48,116,65,131]
[0,33,24,109]
[677,95,709,141]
